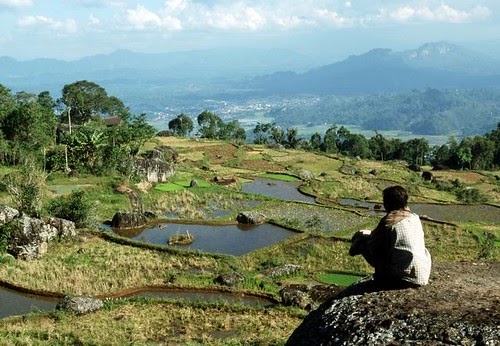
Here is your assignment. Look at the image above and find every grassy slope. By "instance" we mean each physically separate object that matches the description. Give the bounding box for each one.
[0,136,498,344]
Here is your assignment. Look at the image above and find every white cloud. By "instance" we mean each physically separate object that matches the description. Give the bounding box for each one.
[204,6,266,30]
[88,14,100,25]
[18,16,78,34]
[316,8,354,28]
[126,4,182,31]
[389,4,491,24]
[0,0,32,7]
[110,1,494,36]
[126,4,162,29]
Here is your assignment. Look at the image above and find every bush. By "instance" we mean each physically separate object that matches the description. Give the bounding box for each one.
[3,161,46,217]
[0,224,15,254]
[456,188,488,204]
[47,189,93,228]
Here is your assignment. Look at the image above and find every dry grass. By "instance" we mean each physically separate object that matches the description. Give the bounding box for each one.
[0,301,304,345]
[0,237,224,295]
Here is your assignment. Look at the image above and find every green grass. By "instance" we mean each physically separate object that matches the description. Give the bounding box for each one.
[259,173,301,182]
[315,272,364,286]
[155,180,212,192]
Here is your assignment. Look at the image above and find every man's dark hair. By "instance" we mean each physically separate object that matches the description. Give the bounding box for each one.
[383,185,408,212]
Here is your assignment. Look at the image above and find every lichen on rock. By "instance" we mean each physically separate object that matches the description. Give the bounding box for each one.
[286,261,500,345]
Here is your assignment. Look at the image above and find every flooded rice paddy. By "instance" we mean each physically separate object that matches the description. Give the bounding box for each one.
[113,222,297,256]
[0,286,275,319]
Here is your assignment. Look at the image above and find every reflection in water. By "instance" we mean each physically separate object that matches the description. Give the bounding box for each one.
[0,286,58,319]
[338,198,500,223]
[242,178,316,204]
[114,222,296,256]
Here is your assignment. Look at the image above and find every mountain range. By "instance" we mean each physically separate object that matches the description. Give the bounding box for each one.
[246,42,500,95]
[1,41,500,111]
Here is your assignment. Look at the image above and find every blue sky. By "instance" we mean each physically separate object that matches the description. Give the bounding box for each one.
[1,0,499,61]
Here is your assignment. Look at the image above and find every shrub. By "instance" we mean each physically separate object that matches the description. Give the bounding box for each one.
[47,189,93,228]
[0,224,15,254]
[456,188,488,204]
[3,161,46,217]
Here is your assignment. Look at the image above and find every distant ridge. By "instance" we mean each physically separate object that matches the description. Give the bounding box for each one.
[247,42,500,96]
[1,41,500,104]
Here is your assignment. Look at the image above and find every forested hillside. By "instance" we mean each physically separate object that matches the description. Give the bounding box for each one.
[267,88,500,136]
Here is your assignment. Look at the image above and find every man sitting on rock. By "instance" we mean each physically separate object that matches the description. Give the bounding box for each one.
[342,185,432,297]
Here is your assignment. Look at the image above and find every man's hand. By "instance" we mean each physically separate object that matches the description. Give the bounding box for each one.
[349,230,371,256]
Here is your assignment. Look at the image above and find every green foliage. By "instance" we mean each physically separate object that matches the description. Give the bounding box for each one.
[0,223,16,254]
[455,187,488,204]
[253,122,274,144]
[3,161,46,217]
[60,80,129,124]
[168,113,194,137]
[474,231,497,259]
[197,110,246,142]
[270,88,500,137]
[47,189,93,228]
[197,110,223,139]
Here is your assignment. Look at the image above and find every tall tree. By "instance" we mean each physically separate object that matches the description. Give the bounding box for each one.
[310,132,322,150]
[60,80,127,125]
[322,125,338,153]
[252,122,274,144]
[2,93,56,150]
[169,113,194,137]
[400,138,430,166]
[0,85,15,125]
[197,110,223,139]
[220,120,246,142]
[469,136,495,170]
[286,127,301,149]
[270,125,285,145]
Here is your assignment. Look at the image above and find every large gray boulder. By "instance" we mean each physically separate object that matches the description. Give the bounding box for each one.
[56,296,104,315]
[236,211,267,225]
[8,215,58,260]
[286,261,500,345]
[280,285,314,311]
[298,169,315,181]
[44,217,77,238]
[1,206,76,260]
[110,211,147,229]
[132,146,177,183]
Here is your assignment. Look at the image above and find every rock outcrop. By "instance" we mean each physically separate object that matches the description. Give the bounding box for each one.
[110,212,147,229]
[56,295,104,315]
[298,170,315,181]
[267,264,301,278]
[214,272,245,287]
[0,205,19,224]
[286,261,500,345]
[133,146,177,183]
[236,211,267,225]
[0,206,76,260]
[279,283,342,311]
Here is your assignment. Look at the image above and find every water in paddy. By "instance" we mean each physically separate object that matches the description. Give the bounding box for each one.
[0,286,274,320]
[0,286,58,319]
[242,178,316,204]
[113,222,297,256]
[338,198,500,223]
